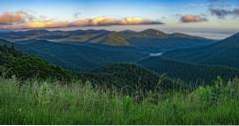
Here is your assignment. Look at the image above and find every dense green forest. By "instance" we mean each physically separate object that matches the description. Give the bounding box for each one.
[0,42,72,81]
[139,57,239,83]
[1,40,239,92]
[0,42,187,95]
[79,64,190,94]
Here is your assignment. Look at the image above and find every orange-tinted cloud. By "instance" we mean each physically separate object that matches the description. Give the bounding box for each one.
[0,12,163,30]
[71,17,119,26]
[121,17,161,25]
[0,11,33,25]
[25,20,69,29]
[71,17,163,27]
[180,15,207,23]
[70,17,163,27]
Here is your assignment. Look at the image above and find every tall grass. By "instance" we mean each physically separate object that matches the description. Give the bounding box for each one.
[1,77,239,124]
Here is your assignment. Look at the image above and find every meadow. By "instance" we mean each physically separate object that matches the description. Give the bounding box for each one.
[1,76,239,125]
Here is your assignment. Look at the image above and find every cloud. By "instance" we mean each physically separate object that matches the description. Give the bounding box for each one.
[122,17,162,25]
[0,11,33,25]
[71,17,163,27]
[180,15,208,23]
[208,0,239,19]
[0,13,163,30]
[210,8,239,18]
[24,20,69,29]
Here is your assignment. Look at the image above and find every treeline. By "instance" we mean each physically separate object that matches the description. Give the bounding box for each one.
[78,64,193,95]
[139,57,239,84]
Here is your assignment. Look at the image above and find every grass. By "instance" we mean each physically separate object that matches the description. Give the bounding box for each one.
[1,76,239,124]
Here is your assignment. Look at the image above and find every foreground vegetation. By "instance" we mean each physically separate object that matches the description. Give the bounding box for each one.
[1,76,239,124]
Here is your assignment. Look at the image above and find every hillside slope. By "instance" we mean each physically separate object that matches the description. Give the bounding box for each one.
[15,40,147,71]
[138,57,239,83]
[163,32,239,68]
[0,39,187,93]
[78,64,162,93]
[0,39,72,80]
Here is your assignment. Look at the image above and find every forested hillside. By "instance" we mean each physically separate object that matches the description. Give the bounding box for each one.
[138,57,239,83]
[0,40,186,93]
[15,40,147,71]
[163,32,239,69]
[0,40,72,81]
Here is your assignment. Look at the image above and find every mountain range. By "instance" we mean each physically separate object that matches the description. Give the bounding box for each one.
[0,29,239,83]
[0,29,215,51]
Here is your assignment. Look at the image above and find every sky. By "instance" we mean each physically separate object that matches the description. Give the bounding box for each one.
[0,0,239,39]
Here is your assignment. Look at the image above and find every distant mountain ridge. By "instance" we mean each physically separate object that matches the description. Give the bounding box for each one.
[163,32,239,69]
[0,29,215,51]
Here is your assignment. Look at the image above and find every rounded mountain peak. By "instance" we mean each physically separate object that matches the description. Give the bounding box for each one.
[140,29,167,37]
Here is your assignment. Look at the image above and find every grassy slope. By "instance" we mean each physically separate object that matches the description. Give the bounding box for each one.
[1,77,239,124]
